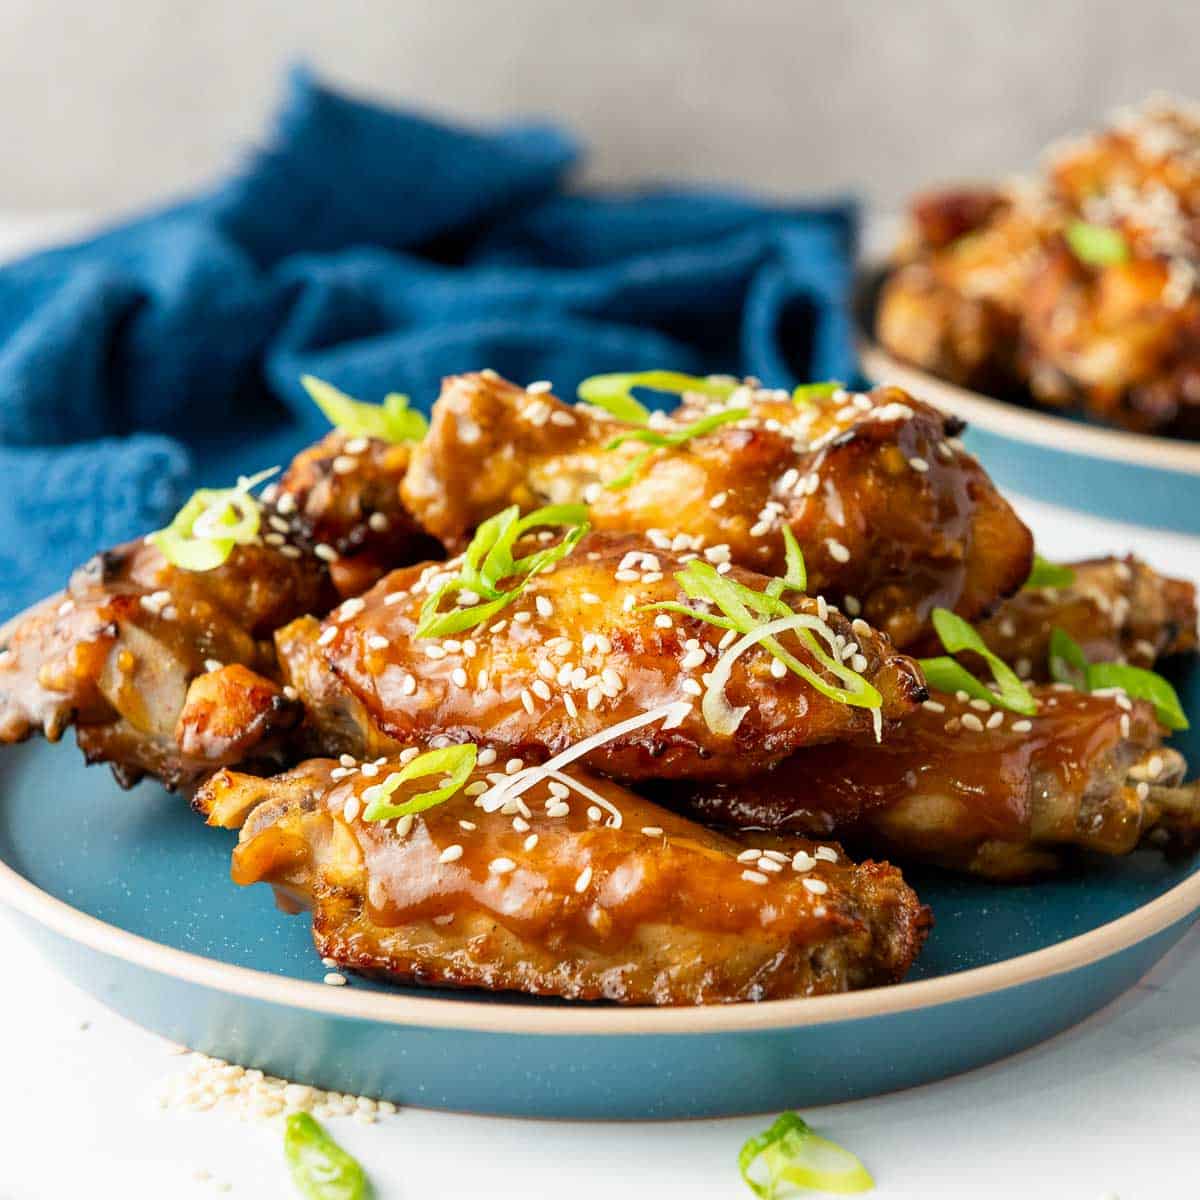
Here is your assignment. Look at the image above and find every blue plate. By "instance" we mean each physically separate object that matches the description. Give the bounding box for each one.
[856,268,1200,535]
[2,659,1198,1120]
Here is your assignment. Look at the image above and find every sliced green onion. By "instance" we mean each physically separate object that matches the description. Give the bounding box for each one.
[920,656,1011,708]
[738,1112,873,1197]
[1024,554,1076,590]
[302,374,428,444]
[603,407,750,489]
[283,1112,369,1200]
[1047,626,1188,730]
[641,536,881,735]
[765,525,807,599]
[792,380,843,405]
[923,608,1038,715]
[361,745,478,822]
[1065,221,1129,267]
[577,370,740,425]
[147,466,279,573]
[415,503,589,638]
[1048,626,1089,689]
[1086,663,1188,731]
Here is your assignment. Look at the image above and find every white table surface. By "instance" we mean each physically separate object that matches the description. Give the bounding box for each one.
[1,216,1198,1198]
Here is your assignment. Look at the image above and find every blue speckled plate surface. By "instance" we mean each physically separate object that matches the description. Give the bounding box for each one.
[1,659,1197,1118]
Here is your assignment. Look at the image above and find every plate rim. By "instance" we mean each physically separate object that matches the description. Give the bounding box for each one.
[1,782,1197,1037]
[855,266,1200,476]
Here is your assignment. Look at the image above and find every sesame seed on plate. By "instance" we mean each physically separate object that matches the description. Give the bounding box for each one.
[323,972,348,986]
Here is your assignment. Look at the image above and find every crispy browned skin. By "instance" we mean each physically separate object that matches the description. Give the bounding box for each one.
[0,430,434,788]
[877,96,1200,437]
[401,372,1032,648]
[275,530,926,781]
[671,687,1199,879]
[978,556,1198,679]
[196,758,928,1005]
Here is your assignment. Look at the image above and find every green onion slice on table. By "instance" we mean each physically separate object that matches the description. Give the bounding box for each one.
[283,1112,371,1200]
[738,1111,873,1196]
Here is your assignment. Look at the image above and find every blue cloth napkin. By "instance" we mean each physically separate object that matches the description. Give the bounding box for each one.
[0,66,857,617]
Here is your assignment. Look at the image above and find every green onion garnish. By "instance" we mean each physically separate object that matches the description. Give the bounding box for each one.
[1047,627,1188,730]
[603,406,750,489]
[361,745,478,822]
[302,374,428,444]
[919,608,1038,715]
[1065,221,1130,267]
[147,466,279,572]
[641,535,882,735]
[738,1112,873,1197]
[1024,554,1076,590]
[792,380,843,405]
[577,371,740,425]
[283,1112,370,1200]
[416,503,589,638]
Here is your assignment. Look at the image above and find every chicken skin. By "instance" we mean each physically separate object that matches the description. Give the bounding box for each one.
[400,371,1033,649]
[0,429,432,789]
[196,757,929,1005]
[876,95,1200,437]
[979,556,1197,680]
[275,530,927,782]
[672,687,1200,879]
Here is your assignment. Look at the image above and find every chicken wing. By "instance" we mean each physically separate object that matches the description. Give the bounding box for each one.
[0,429,434,789]
[400,371,1033,649]
[671,687,1200,879]
[876,95,1200,437]
[275,530,926,782]
[978,556,1198,680]
[196,757,929,1005]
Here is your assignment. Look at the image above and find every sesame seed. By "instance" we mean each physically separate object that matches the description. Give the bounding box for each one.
[741,870,769,885]
[536,596,554,618]
[276,493,297,515]
[314,543,338,562]
[280,545,302,558]
[961,713,985,732]
[323,973,347,986]
[575,866,593,892]
[844,595,861,616]
[451,667,468,688]
[424,644,447,659]
[681,679,703,696]
[826,538,850,563]
[367,635,389,651]
[359,762,380,779]
[339,598,366,620]
[438,845,464,864]
[401,673,417,696]
[908,456,930,472]
[923,700,945,713]
[681,646,707,671]
[792,851,816,872]
[1148,754,1163,780]
[563,693,578,717]
[641,826,664,837]
[850,653,868,673]
[769,659,787,679]
[317,626,338,647]
[709,491,728,509]
[986,711,1004,729]
[802,878,829,895]
[532,679,552,701]
[969,698,992,712]
[489,858,516,875]
[526,379,553,394]
[1011,719,1033,733]
[655,614,674,629]
[546,801,570,819]
[756,856,784,873]
[477,748,497,767]
[814,846,838,862]
[332,455,357,475]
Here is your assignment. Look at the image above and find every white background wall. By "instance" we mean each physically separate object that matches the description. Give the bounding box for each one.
[4,0,1199,217]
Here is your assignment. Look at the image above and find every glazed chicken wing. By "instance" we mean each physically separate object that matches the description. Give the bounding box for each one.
[400,372,1033,648]
[275,530,926,781]
[672,687,1199,879]
[196,757,929,1005]
[979,556,1197,680]
[877,96,1200,437]
[0,429,433,789]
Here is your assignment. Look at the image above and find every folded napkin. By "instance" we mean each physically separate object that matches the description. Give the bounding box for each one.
[0,65,857,617]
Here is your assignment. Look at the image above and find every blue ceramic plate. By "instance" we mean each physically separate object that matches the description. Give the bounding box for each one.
[3,650,1199,1121]
[856,267,1200,535]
